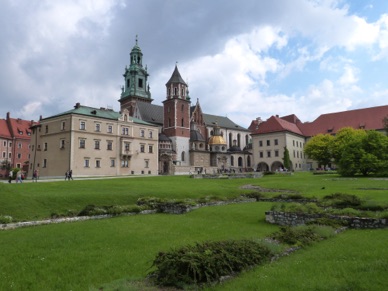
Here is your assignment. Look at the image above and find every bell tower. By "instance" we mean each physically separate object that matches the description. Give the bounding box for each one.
[119,36,153,115]
[163,64,191,165]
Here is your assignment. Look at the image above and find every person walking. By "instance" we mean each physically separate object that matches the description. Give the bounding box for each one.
[32,169,39,182]
[65,170,69,181]
[16,170,23,183]
[68,169,73,180]
[8,171,12,183]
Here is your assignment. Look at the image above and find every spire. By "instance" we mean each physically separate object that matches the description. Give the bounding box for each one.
[166,64,187,86]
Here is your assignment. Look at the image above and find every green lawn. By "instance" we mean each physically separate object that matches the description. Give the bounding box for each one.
[0,173,387,290]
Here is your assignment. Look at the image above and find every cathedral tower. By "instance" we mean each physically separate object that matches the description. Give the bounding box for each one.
[163,65,191,165]
[119,37,152,115]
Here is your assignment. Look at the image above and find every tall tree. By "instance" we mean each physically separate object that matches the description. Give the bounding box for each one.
[304,134,334,168]
[282,147,292,170]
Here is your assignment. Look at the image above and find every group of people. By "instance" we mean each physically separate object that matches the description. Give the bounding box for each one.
[8,169,39,183]
[65,170,73,181]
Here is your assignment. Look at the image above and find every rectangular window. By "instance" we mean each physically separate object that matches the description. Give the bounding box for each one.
[267,151,271,158]
[122,127,129,135]
[107,125,113,133]
[3,141,6,147]
[9,142,12,147]
[107,141,113,150]
[149,131,153,138]
[274,139,278,146]
[45,125,48,133]
[16,163,21,168]
[140,130,145,137]
[148,145,153,153]
[2,152,5,158]
[275,150,279,157]
[84,159,90,168]
[79,139,86,149]
[44,142,48,151]
[8,152,12,158]
[60,139,65,149]
[138,78,143,88]
[293,140,295,146]
[259,141,263,147]
[80,121,86,130]
[145,160,149,168]
[17,153,21,159]
[259,151,263,158]
[43,159,47,168]
[95,160,101,168]
[124,142,130,152]
[110,159,115,167]
[95,123,101,132]
[61,121,66,130]
[266,140,270,146]
[140,144,145,153]
[121,159,129,167]
[94,140,100,150]
[18,143,22,148]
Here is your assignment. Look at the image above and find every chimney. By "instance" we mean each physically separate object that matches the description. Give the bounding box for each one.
[74,102,81,109]
[276,115,279,118]
[6,112,10,119]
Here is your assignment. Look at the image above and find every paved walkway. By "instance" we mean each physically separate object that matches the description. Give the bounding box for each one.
[1,175,158,183]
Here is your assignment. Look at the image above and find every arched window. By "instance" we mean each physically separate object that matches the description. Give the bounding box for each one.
[174,87,178,95]
[229,133,232,147]
[181,151,185,162]
[168,118,171,127]
[238,157,243,167]
[231,156,234,166]
[181,118,184,127]
[247,156,251,167]
[245,134,249,146]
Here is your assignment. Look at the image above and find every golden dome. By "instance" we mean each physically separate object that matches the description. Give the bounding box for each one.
[208,135,226,145]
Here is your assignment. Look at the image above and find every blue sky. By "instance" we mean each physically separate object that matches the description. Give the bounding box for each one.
[0,0,387,127]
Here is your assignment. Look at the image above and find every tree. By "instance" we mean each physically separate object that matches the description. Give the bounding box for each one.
[304,134,334,168]
[337,129,388,176]
[282,147,292,170]
[383,115,388,135]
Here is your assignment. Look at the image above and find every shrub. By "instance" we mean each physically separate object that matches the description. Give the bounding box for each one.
[356,201,387,211]
[321,193,362,208]
[78,205,107,216]
[242,192,266,200]
[271,226,324,247]
[329,207,363,217]
[0,215,13,224]
[149,239,274,288]
[306,217,348,228]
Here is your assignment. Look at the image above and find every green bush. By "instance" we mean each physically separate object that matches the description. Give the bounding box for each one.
[0,215,13,224]
[78,205,108,216]
[242,192,266,200]
[149,239,274,288]
[321,193,362,208]
[356,201,387,211]
[306,217,348,228]
[329,207,363,217]
[271,226,325,247]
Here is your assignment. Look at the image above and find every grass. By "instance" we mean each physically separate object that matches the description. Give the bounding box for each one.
[0,172,387,290]
[0,203,276,291]
[207,229,388,291]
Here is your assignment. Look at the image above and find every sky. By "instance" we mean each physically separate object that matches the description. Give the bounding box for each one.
[1,0,388,127]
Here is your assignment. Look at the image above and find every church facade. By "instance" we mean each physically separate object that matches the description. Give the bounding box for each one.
[119,39,252,175]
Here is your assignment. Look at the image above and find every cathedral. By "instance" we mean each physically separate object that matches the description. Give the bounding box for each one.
[119,38,252,175]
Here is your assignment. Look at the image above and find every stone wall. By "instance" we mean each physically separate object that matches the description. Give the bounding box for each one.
[265,211,387,229]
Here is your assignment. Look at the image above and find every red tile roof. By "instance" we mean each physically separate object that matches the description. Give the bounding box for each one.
[252,115,304,136]
[7,118,34,140]
[251,105,388,137]
[0,119,11,138]
[300,105,388,136]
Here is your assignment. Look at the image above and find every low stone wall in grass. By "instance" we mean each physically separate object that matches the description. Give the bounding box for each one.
[265,211,387,229]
